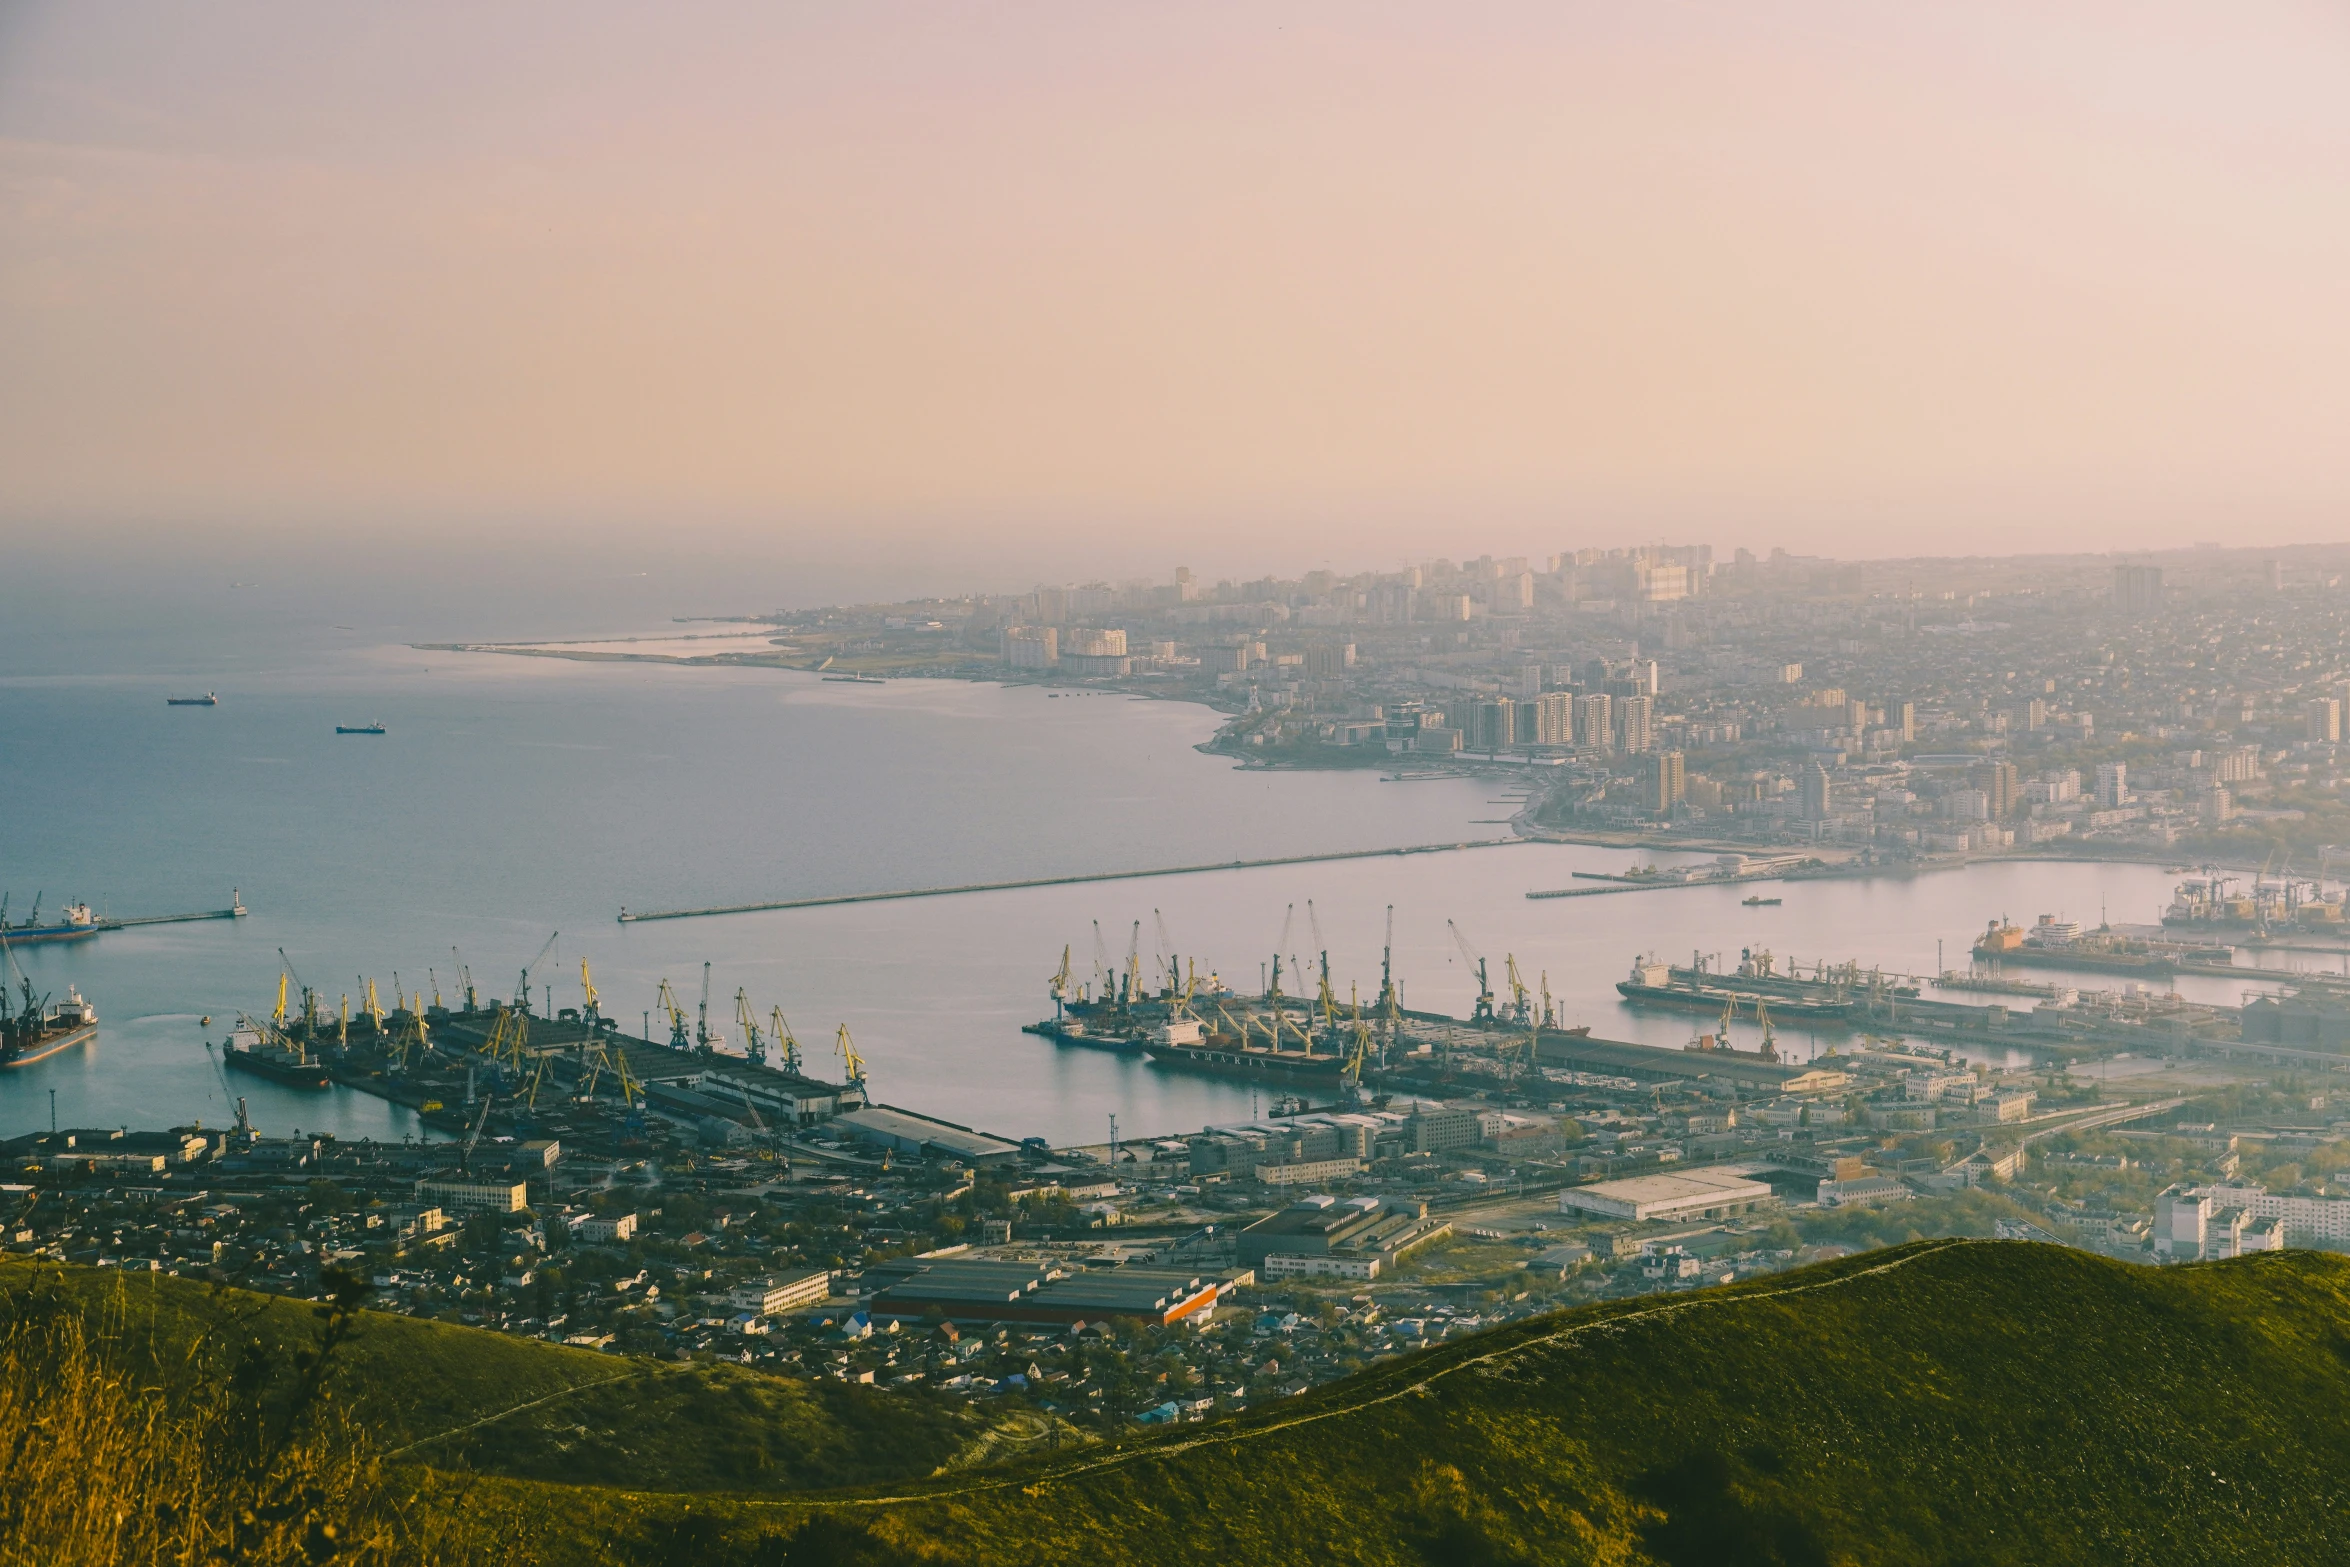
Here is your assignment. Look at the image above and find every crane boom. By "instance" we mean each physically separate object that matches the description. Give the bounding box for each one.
[1447,920,1497,1024]
[516,930,560,1016]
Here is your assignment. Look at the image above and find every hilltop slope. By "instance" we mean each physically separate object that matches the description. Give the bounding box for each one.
[598,1240,2350,1566]
[0,1256,977,1495]
[12,1242,2350,1565]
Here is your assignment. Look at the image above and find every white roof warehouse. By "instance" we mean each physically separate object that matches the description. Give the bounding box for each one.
[1557,1170,1778,1224]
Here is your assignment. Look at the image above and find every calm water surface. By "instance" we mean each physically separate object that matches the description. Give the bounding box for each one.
[1,616,2272,1144]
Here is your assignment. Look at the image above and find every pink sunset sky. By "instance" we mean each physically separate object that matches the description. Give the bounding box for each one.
[4,2,2348,581]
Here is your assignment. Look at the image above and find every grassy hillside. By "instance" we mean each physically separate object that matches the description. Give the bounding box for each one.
[0,1255,978,1496]
[12,1241,2350,1564]
[600,1239,2350,1566]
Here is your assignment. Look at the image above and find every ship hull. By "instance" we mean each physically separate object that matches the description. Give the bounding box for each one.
[1974,944,2173,977]
[0,923,106,944]
[223,1049,332,1089]
[1615,981,1851,1023]
[0,1023,97,1068]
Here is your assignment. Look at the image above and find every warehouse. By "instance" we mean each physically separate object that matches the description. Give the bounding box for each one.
[1556,1169,1778,1223]
[832,1105,1024,1165]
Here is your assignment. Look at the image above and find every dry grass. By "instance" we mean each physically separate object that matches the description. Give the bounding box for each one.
[0,1274,502,1567]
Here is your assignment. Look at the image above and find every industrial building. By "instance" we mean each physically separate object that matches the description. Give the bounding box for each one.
[833,1105,1023,1165]
[864,1256,1226,1327]
[1235,1194,1450,1274]
[726,1270,835,1316]
[1556,1170,1778,1224]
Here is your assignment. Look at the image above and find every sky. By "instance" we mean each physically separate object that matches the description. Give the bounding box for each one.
[4,1,2350,596]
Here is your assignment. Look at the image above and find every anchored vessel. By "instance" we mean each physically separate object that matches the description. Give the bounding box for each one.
[335,722,388,735]
[167,692,219,706]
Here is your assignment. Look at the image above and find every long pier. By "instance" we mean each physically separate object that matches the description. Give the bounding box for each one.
[618,839,1528,924]
[110,895,248,929]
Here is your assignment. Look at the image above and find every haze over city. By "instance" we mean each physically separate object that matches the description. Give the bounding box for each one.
[12,8,2350,1565]
[7,1,2350,594]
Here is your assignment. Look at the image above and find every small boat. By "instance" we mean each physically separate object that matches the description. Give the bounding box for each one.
[335,722,387,735]
[167,692,219,706]
[1742,895,1783,907]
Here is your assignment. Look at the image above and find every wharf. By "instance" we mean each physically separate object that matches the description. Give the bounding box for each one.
[618,839,1526,924]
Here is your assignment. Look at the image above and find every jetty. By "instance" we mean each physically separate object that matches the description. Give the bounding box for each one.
[618,840,1528,924]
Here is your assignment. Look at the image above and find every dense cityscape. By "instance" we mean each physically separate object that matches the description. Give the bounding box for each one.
[17,540,2350,1454]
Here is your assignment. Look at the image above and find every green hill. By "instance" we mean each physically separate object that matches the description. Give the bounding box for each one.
[0,1255,978,1496]
[11,1241,2350,1565]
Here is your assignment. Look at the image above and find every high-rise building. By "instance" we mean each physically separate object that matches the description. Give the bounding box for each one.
[1970,760,2020,818]
[1471,698,1515,753]
[1174,566,1199,602]
[1002,626,1058,668]
[1534,692,1574,746]
[1575,694,1613,752]
[1893,701,1916,742]
[2307,698,2342,743]
[1617,695,1655,754]
[1800,762,1833,821]
[2112,564,2164,613]
[2094,762,2129,809]
[1645,751,1686,814]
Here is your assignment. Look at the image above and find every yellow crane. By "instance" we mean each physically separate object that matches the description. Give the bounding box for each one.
[737,989,767,1067]
[655,979,691,1050]
[1504,955,1531,1026]
[770,1006,802,1075]
[1049,945,1073,1017]
[365,979,385,1033]
[580,958,601,1028]
[273,972,289,1029]
[836,1024,867,1087]
[338,994,349,1050]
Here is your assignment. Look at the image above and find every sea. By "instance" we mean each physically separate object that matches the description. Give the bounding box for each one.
[0,571,2297,1147]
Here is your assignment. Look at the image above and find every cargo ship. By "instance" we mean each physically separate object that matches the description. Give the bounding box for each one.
[1973,916,2192,976]
[0,982,99,1069]
[221,1018,332,1089]
[0,898,107,945]
[335,722,387,735]
[167,692,218,706]
[1614,958,1855,1023]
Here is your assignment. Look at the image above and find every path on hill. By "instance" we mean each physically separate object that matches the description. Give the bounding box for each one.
[768,1235,1988,1511]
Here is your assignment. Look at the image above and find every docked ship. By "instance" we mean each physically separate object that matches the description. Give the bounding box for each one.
[0,978,99,1069]
[167,692,219,706]
[1614,957,1856,1023]
[2164,873,2346,933]
[1969,915,2223,977]
[221,1017,333,1089]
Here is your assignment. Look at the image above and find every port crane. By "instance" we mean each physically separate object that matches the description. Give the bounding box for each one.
[451,948,478,1013]
[580,958,602,1030]
[1049,946,1073,1018]
[736,989,767,1067]
[516,931,559,1017]
[836,1024,867,1088]
[770,1006,802,1074]
[697,961,715,1052]
[655,979,691,1050]
[459,1094,496,1173]
[1503,955,1532,1027]
[1447,921,1497,1025]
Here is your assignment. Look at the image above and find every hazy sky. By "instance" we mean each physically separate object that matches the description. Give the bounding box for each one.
[5,1,2349,584]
